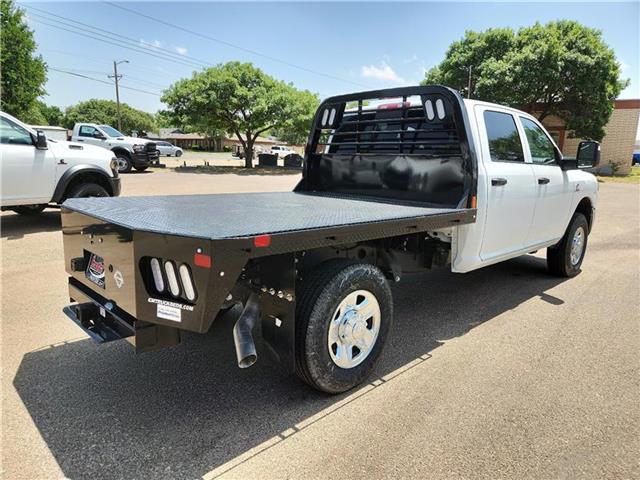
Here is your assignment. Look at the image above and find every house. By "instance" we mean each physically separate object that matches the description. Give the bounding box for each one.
[145,129,283,152]
[541,99,640,175]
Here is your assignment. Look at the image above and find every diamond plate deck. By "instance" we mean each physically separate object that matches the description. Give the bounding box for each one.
[63,192,473,240]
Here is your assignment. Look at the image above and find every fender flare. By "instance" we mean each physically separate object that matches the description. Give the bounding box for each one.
[111,146,132,158]
[52,165,114,203]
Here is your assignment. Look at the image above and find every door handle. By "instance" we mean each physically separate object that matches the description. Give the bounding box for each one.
[76,139,84,142]
[58,159,67,165]
[538,177,550,185]
[491,178,507,186]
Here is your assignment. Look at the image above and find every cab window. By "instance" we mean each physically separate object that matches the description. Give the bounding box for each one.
[79,125,98,137]
[483,111,524,163]
[0,117,33,145]
[520,117,557,165]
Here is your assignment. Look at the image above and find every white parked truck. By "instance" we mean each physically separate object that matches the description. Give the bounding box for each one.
[70,123,159,173]
[1,111,120,215]
[60,86,599,393]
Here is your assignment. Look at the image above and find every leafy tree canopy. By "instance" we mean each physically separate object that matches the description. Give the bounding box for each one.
[35,101,64,126]
[162,61,319,167]
[63,99,156,135]
[423,21,628,140]
[0,0,48,122]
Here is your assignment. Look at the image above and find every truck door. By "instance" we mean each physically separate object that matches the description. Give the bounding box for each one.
[476,108,537,261]
[518,116,572,245]
[0,116,56,205]
[75,125,105,147]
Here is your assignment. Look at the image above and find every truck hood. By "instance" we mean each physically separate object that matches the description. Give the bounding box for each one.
[108,136,153,145]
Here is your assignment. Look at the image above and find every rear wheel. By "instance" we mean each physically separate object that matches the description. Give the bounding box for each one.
[547,212,589,277]
[12,204,46,215]
[295,260,393,393]
[67,183,109,199]
[115,154,132,173]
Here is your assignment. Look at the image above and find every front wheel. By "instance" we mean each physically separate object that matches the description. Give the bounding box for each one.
[295,260,393,394]
[67,183,109,199]
[547,212,589,277]
[175,150,183,157]
[116,155,132,173]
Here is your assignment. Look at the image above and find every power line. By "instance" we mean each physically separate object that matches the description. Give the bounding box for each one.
[29,16,204,71]
[22,3,213,69]
[102,0,369,88]
[49,67,161,96]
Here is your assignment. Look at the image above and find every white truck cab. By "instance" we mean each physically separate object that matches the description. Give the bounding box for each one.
[451,99,598,273]
[270,145,295,158]
[1,111,120,215]
[71,123,159,173]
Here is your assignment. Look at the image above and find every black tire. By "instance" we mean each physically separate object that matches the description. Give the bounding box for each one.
[12,204,46,215]
[134,165,148,172]
[547,212,589,277]
[67,183,110,199]
[175,150,183,157]
[116,154,132,173]
[295,260,393,394]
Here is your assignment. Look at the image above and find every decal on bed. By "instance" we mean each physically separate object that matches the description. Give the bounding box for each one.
[147,297,194,311]
[156,303,182,322]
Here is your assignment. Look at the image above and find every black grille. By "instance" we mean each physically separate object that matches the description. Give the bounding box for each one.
[145,142,156,151]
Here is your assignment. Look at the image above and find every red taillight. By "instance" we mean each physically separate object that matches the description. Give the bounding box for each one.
[193,252,211,268]
[253,234,271,248]
[377,101,411,110]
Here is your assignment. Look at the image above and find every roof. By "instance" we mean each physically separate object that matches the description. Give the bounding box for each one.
[30,125,67,131]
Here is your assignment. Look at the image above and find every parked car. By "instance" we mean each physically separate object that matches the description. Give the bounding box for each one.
[632,149,640,166]
[270,145,295,158]
[156,141,183,157]
[1,111,120,215]
[59,85,599,394]
[70,123,159,173]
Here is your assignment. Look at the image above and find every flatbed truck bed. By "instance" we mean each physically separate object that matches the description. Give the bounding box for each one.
[63,192,475,243]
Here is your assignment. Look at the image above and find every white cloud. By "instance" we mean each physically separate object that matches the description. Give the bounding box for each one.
[175,46,188,55]
[361,61,404,83]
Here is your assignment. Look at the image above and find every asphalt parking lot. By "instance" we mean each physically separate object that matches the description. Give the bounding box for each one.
[1,171,638,479]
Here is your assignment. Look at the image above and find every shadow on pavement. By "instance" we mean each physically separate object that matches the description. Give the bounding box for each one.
[1,210,61,240]
[14,255,566,479]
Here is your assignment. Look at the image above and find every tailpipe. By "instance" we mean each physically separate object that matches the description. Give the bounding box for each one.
[233,293,260,368]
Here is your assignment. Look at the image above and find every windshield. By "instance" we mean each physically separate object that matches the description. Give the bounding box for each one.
[99,125,125,137]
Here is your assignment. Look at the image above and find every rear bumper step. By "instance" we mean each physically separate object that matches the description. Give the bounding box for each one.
[65,278,181,353]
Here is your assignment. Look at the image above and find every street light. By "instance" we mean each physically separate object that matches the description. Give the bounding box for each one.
[109,60,129,131]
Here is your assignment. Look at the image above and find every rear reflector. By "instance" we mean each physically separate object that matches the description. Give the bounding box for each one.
[254,234,271,248]
[193,252,211,268]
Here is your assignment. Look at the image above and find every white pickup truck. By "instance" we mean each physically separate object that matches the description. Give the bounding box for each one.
[59,86,599,393]
[0,111,120,215]
[70,123,159,173]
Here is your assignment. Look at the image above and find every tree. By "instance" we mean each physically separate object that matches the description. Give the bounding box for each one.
[36,101,64,125]
[423,21,628,140]
[0,0,48,122]
[63,99,156,134]
[162,62,319,167]
[272,89,319,145]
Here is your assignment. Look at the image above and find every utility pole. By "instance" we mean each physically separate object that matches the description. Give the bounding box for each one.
[108,60,128,130]
[467,65,473,99]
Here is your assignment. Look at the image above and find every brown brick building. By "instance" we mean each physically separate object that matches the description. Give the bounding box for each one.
[542,99,640,175]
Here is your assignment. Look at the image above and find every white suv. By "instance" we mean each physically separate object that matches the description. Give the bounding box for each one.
[1,112,120,215]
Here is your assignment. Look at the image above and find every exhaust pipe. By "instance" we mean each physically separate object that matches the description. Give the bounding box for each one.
[233,293,260,368]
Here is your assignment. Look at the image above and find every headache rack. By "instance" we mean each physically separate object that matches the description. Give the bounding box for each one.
[296,85,478,209]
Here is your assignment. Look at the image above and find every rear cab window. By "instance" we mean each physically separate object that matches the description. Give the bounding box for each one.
[483,111,525,163]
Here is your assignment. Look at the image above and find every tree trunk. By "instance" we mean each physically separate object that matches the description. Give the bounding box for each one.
[244,140,253,168]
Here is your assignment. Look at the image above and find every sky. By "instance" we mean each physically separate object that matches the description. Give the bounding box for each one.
[23,1,640,114]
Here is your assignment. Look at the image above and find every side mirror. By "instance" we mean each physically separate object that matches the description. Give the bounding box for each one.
[35,130,48,150]
[93,131,106,140]
[576,140,600,168]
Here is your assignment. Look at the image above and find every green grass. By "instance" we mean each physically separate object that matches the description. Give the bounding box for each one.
[597,167,640,184]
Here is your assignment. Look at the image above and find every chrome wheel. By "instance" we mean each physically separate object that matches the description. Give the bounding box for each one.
[116,157,129,172]
[570,226,585,266]
[328,290,381,369]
